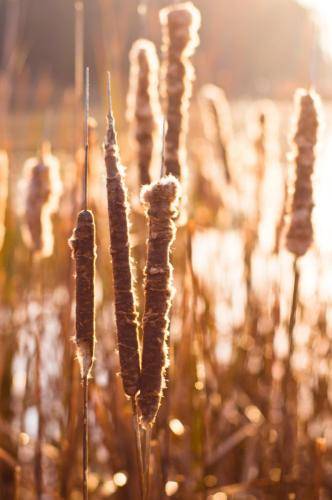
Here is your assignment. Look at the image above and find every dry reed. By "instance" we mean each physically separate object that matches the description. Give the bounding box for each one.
[159,2,201,180]
[127,39,161,186]
[138,175,180,427]
[199,84,234,183]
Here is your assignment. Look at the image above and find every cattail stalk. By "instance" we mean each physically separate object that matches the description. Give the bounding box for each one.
[282,88,320,479]
[69,67,96,500]
[138,175,180,499]
[105,74,143,496]
[69,209,96,500]
[34,321,43,500]
[22,143,62,498]
[138,175,180,427]
[127,39,161,186]
[159,2,201,179]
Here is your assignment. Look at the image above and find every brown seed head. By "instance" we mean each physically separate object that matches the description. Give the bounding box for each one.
[69,209,96,378]
[22,148,62,257]
[127,39,161,186]
[138,175,181,427]
[285,89,321,257]
[104,107,141,397]
[159,2,201,180]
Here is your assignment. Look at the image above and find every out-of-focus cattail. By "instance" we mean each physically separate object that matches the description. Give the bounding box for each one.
[127,39,161,187]
[285,89,321,257]
[0,150,8,250]
[22,142,62,258]
[69,209,96,378]
[104,75,141,397]
[199,84,234,183]
[159,2,201,180]
[138,175,180,427]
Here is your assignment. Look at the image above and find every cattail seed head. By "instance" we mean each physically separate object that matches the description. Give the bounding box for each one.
[69,209,96,378]
[22,143,62,258]
[104,107,141,397]
[0,150,8,250]
[138,175,181,427]
[285,89,321,257]
[127,39,161,186]
[159,2,201,180]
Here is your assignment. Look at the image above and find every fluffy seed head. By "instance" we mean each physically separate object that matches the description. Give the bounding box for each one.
[127,39,161,186]
[285,89,321,257]
[104,104,141,397]
[159,2,201,180]
[22,144,62,258]
[69,209,96,378]
[138,175,181,427]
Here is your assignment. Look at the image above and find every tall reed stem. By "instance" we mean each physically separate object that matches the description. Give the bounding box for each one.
[281,257,299,480]
[143,426,152,500]
[132,397,144,499]
[82,375,89,500]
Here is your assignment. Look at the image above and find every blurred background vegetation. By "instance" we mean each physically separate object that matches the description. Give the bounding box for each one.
[0,0,332,108]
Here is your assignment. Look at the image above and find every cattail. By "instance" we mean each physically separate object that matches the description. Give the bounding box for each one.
[69,209,96,378]
[199,84,234,183]
[285,89,321,257]
[104,89,141,397]
[138,175,180,427]
[22,142,62,257]
[159,2,201,179]
[127,39,161,186]
[0,150,8,250]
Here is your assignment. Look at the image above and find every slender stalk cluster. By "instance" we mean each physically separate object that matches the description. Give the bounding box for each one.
[69,209,96,378]
[22,144,62,257]
[286,89,321,257]
[104,104,141,397]
[138,175,180,427]
[0,150,8,250]
[199,84,234,183]
[159,2,201,179]
[127,39,161,186]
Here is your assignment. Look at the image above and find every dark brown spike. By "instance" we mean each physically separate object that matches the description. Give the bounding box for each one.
[104,75,141,397]
[159,2,201,179]
[138,175,180,427]
[127,39,160,186]
[69,209,96,378]
[286,89,321,257]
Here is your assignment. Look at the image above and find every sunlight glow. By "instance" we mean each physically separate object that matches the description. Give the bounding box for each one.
[297,0,332,55]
